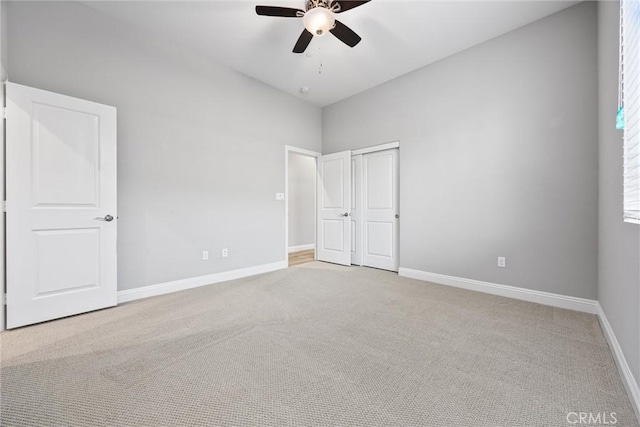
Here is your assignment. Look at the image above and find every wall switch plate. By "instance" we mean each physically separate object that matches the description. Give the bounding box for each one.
[202,251,209,260]
[498,257,506,268]
[222,248,228,258]
[275,193,285,201]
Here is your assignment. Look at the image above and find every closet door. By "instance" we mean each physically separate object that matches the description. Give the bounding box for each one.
[350,155,363,265]
[362,149,399,271]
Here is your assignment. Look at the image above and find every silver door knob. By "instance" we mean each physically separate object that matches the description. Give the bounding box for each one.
[94,215,114,222]
[395,214,400,219]
[339,212,350,217]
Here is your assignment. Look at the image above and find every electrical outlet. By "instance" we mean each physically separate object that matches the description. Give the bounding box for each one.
[202,251,209,260]
[222,248,228,258]
[498,256,506,268]
[275,193,285,201]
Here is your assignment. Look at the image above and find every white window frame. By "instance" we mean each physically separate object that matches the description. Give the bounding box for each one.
[622,0,640,224]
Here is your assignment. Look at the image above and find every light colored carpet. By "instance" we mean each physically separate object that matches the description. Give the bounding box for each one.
[1,262,637,426]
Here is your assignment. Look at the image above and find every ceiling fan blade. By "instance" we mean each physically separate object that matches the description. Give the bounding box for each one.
[330,20,361,48]
[255,5,303,17]
[333,0,371,13]
[293,29,314,53]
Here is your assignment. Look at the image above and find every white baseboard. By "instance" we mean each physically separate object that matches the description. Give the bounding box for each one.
[597,303,640,420]
[288,244,315,253]
[117,261,287,304]
[398,268,598,314]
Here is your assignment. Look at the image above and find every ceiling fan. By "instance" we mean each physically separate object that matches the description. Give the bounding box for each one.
[256,0,370,53]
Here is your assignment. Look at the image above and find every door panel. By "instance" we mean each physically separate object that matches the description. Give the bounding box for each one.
[34,228,100,296]
[363,149,399,271]
[6,82,117,328]
[366,222,394,257]
[317,151,351,266]
[322,220,344,251]
[33,103,100,206]
[366,154,394,209]
[321,158,345,209]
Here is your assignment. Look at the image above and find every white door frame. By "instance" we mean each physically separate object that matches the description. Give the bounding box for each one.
[284,145,321,267]
[351,141,400,156]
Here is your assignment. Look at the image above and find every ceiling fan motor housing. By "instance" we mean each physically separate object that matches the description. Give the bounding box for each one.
[305,0,340,13]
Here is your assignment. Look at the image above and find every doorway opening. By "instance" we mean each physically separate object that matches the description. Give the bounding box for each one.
[285,146,320,267]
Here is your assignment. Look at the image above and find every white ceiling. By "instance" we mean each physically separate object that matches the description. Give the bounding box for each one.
[82,0,578,107]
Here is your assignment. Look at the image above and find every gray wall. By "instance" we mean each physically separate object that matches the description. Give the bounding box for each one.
[323,2,599,299]
[6,1,322,291]
[598,1,640,383]
[1,0,6,82]
[288,153,316,248]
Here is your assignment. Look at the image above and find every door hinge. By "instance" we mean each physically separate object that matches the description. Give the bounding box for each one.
[3,201,6,212]
[1,107,6,120]
[3,294,6,306]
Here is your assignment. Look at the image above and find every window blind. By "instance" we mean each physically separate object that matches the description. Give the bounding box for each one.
[623,0,640,223]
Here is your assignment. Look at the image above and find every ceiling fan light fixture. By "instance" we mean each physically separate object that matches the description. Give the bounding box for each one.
[303,7,335,36]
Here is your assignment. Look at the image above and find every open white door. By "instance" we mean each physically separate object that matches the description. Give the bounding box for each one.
[6,82,117,328]
[362,149,399,272]
[350,155,363,266]
[317,151,351,266]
